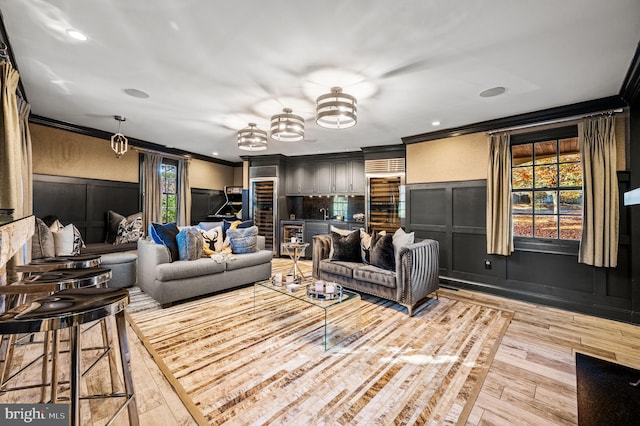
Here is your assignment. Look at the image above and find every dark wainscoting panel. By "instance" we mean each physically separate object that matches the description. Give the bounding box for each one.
[190,188,225,225]
[406,176,635,323]
[34,174,139,244]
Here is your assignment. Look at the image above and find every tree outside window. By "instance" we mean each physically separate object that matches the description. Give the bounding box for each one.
[511,136,582,240]
[161,161,178,223]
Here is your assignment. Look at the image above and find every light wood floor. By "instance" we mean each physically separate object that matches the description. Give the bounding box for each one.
[3,259,640,425]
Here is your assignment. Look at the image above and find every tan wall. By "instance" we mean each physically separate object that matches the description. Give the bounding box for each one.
[189,159,235,190]
[31,123,139,182]
[233,166,243,186]
[406,115,628,184]
[406,133,488,184]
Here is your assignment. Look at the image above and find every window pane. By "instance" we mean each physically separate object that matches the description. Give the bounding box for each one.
[560,216,582,240]
[512,143,533,166]
[513,214,533,237]
[559,163,582,187]
[512,167,533,189]
[167,195,177,208]
[534,140,557,165]
[558,137,580,162]
[535,215,558,239]
[512,192,532,214]
[534,191,556,214]
[559,190,582,215]
[535,165,557,188]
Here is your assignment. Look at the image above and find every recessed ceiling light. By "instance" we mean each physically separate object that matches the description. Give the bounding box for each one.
[479,86,506,98]
[66,29,87,41]
[123,88,150,99]
[212,152,219,156]
[432,121,440,126]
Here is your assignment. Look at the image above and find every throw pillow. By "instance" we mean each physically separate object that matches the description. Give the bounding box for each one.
[328,227,357,259]
[115,216,144,244]
[41,215,59,228]
[330,230,361,262]
[105,210,126,243]
[198,221,223,231]
[53,223,85,256]
[31,217,55,259]
[150,222,180,262]
[49,219,64,233]
[227,225,258,254]
[393,227,415,270]
[370,232,395,271]
[198,226,223,252]
[222,219,253,240]
[359,229,385,264]
[176,227,204,261]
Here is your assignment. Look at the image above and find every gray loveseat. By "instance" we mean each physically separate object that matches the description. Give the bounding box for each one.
[312,235,439,316]
[137,236,272,307]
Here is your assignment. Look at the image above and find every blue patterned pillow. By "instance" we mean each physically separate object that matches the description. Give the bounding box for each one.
[150,222,180,261]
[227,225,258,254]
[222,219,254,240]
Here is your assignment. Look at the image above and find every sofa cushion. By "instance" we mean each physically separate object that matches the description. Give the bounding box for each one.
[225,250,273,271]
[330,230,361,262]
[227,225,258,254]
[156,258,226,281]
[319,259,361,279]
[370,232,395,271]
[353,265,397,289]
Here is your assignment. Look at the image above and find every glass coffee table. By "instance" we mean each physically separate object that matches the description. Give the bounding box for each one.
[254,278,361,350]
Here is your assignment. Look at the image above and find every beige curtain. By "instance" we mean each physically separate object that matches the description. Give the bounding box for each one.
[486,133,514,255]
[18,97,33,219]
[0,62,21,216]
[578,116,618,267]
[143,152,163,228]
[177,159,191,226]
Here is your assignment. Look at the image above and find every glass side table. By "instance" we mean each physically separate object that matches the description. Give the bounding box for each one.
[282,242,309,280]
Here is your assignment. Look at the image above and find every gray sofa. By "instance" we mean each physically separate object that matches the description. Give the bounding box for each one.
[137,236,272,307]
[312,235,439,316]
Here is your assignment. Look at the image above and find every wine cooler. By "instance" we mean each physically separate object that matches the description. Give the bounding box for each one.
[250,178,277,253]
[365,158,405,233]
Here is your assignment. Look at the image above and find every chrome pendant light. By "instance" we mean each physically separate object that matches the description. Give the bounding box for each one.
[270,108,304,142]
[110,115,128,158]
[316,87,357,129]
[237,122,268,151]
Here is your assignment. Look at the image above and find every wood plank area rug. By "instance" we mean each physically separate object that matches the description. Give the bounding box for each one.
[128,284,512,425]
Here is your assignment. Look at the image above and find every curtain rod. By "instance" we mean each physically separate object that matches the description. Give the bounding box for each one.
[131,146,191,161]
[486,108,624,135]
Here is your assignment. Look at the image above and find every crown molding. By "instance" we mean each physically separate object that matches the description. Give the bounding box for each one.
[401,95,627,145]
[29,114,240,167]
[620,41,640,107]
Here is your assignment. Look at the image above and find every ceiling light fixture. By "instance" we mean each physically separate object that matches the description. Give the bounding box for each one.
[110,115,128,158]
[479,86,506,98]
[316,87,357,129]
[432,121,440,126]
[270,108,304,142]
[237,122,268,151]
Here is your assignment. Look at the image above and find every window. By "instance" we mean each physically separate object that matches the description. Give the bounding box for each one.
[511,127,582,240]
[161,160,178,223]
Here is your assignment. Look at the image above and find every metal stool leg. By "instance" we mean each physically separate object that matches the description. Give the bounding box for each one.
[70,324,81,426]
[101,316,120,394]
[115,311,139,426]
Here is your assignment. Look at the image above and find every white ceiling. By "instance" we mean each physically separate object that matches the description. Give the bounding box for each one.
[2,0,639,163]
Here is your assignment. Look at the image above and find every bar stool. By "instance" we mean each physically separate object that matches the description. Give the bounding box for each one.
[0,287,139,426]
[0,267,113,402]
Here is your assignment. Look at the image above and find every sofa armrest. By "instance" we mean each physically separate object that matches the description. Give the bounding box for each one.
[137,238,171,291]
[397,239,439,315]
[312,234,332,278]
[257,235,266,251]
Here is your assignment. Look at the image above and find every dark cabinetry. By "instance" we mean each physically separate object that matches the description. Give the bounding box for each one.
[286,157,364,195]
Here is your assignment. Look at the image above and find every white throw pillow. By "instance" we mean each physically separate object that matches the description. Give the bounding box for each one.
[53,223,84,256]
[49,219,64,233]
[198,226,223,252]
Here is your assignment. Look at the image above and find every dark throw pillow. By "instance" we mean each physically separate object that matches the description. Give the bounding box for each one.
[31,217,55,259]
[227,225,258,254]
[330,230,361,262]
[150,222,180,261]
[370,232,395,271]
